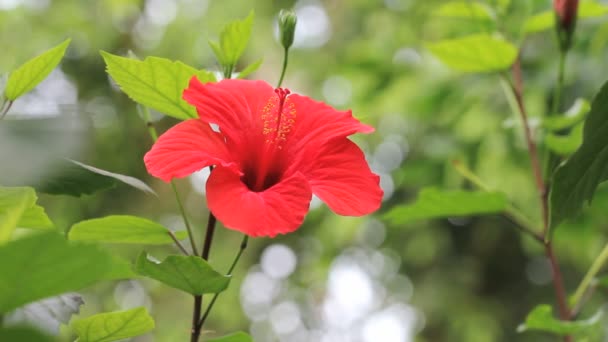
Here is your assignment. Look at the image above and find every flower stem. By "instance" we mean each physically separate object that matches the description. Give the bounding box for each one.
[0,100,13,120]
[277,47,289,88]
[140,105,198,255]
[197,235,249,328]
[571,242,608,314]
[506,57,572,341]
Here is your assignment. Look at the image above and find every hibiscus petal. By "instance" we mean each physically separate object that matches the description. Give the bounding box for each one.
[300,138,383,216]
[206,166,312,237]
[144,119,234,182]
[287,94,373,150]
[182,78,274,143]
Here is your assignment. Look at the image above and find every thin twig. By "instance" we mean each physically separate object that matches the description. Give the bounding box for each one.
[0,100,13,120]
[571,242,608,313]
[166,230,189,255]
[197,235,249,328]
[171,182,199,255]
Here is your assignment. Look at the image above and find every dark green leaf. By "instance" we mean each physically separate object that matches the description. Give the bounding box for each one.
[135,252,230,295]
[426,34,517,73]
[5,39,70,101]
[208,332,254,342]
[384,188,508,224]
[550,80,608,227]
[0,186,37,242]
[518,304,602,335]
[0,233,133,313]
[69,215,187,245]
[0,326,55,342]
[71,307,154,342]
[101,51,216,120]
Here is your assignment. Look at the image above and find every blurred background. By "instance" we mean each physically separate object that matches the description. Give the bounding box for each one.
[2,0,608,341]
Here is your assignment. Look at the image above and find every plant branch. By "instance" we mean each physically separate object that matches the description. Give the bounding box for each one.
[197,235,249,328]
[167,230,189,256]
[0,100,13,120]
[571,242,608,313]
[507,56,572,341]
[451,160,543,242]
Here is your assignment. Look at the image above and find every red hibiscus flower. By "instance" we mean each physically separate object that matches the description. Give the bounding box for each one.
[144,78,383,237]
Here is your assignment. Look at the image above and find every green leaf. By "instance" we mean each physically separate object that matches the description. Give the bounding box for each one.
[0,186,37,242]
[69,215,187,245]
[0,326,55,342]
[545,123,583,155]
[550,80,608,228]
[5,39,70,101]
[135,252,230,295]
[434,2,495,21]
[17,204,54,230]
[71,307,154,342]
[518,304,602,335]
[384,188,508,224]
[209,11,254,71]
[0,232,133,313]
[543,98,590,131]
[426,34,517,73]
[208,332,254,342]
[524,2,608,34]
[36,159,155,197]
[237,58,263,79]
[101,51,216,120]
[68,160,156,196]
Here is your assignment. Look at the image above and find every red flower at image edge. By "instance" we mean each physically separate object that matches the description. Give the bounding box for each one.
[144,78,383,237]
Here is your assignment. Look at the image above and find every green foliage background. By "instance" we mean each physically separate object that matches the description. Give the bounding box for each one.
[2,0,608,341]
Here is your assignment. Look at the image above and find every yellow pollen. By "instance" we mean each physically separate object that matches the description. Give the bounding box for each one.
[261,93,296,147]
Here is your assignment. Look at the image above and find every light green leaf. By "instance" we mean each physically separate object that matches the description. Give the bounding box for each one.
[135,252,230,295]
[543,98,590,131]
[17,204,54,230]
[101,51,216,120]
[384,188,508,224]
[545,122,583,155]
[5,39,70,101]
[71,307,154,342]
[434,2,495,21]
[208,332,254,342]
[209,11,254,71]
[237,58,263,79]
[426,34,517,73]
[550,80,608,228]
[524,2,608,34]
[518,304,602,335]
[69,215,187,245]
[0,186,37,242]
[0,232,133,313]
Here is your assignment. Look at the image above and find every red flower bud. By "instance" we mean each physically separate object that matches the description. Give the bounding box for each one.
[553,0,579,50]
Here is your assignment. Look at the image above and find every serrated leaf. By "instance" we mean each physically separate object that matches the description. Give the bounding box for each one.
[518,304,602,335]
[550,80,608,228]
[426,34,517,73]
[208,332,254,342]
[434,1,495,20]
[5,293,84,335]
[384,188,508,224]
[0,186,37,242]
[0,232,133,313]
[524,2,608,34]
[545,123,583,155]
[101,51,216,120]
[237,58,263,79]
[71,307,154,342]
[17,205,54,230]
[135,252,230,295]
[543,98,590,131]
[209,11,254,71]
[0,326,55,342]
[69,215,187,245]
[5,39,70,101]
[69,160,156,196]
